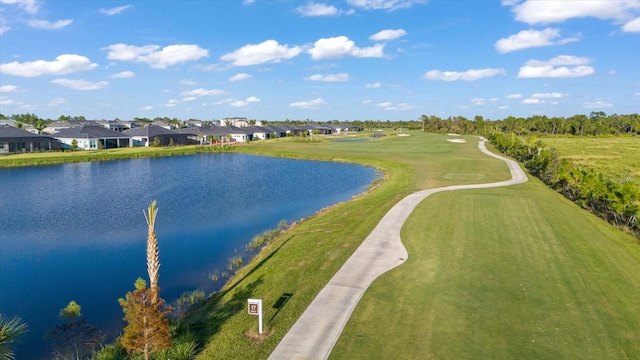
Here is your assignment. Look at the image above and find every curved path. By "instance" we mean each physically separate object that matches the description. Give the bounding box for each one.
[268,137,528,360]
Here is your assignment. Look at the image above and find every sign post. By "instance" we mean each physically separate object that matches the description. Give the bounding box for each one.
[247,298,263,334]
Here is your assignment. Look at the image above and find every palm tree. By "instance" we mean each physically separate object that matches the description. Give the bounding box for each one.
[0,314,28,360]
[143,201,160,304]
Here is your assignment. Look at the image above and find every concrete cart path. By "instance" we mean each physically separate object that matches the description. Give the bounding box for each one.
[268,137,528,360]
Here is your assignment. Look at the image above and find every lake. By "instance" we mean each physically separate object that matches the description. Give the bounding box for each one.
[0,153,377,359]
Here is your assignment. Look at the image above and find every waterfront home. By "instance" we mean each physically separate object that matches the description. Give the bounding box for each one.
[124,125,194,146]
[0,124,61,153]
[52,124,132,150]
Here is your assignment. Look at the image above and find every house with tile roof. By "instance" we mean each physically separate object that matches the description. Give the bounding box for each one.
[52,124,131,150]
[124,125,194,146]
[0,124,61,153]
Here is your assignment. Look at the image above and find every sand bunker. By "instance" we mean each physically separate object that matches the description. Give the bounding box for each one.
[447,139,467,143]
[397,134,410,137]
[447,133,461,136]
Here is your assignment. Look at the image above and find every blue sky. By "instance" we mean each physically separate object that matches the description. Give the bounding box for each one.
[0,0,638,122]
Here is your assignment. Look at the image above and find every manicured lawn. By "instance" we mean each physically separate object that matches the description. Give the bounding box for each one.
[331,178,640,359]
[542,136,640,179]
[184,133,513,359]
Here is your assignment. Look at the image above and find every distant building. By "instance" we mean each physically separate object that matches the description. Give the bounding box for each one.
[220,117,261,127]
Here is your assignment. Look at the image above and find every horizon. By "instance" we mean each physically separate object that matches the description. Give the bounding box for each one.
[1,0,639,121]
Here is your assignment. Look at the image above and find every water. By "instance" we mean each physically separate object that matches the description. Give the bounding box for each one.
[0,153,377,359]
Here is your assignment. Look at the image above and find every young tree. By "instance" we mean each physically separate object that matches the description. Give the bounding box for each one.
[118,279,170,360]
[70,139,78,151]
[0,314,28,360]
[47,301,102,360]
[119,201,171,359]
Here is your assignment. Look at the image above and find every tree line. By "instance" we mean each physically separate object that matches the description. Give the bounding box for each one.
[488,132,638,237]
[3,112,639,137]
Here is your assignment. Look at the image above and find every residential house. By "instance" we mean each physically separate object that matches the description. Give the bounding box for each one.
[124,125,194,146]
[52,124,131,150]
[0,124,61,153]
[95,120,127,132]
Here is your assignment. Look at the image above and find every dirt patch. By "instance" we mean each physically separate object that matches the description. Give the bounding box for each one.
[244,327,275,344]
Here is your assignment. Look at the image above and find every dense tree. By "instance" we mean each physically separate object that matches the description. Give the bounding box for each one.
[47,301,102,360]
[0,314,28,360]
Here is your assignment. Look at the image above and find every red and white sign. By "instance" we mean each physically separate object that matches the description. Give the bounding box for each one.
[247,298,263,334]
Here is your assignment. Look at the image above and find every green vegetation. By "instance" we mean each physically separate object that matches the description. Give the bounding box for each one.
[332,181,640,359]
[0,315,28,360]
[490,133,639,237]
[542,136,640,179]
[48,301,101,360]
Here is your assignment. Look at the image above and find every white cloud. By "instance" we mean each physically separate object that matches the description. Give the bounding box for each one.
[0,96,15,106]
[518,55,594,78]
[0,85,17,92]
[306,73,350,82]
[104,43,209,69]
[296,3,339,17]
[532,92,565,99]
[498,105,509,109]
[110,71,134,78]
[228,73,252,82]
[508,0,639,25]
[522,98,541,104]
[27,19,73,29]
[495,28,579,53]
[100,5,131,15]
[489,98,499,101]
[165,99,179,107]
[370,29,407,41]
[584,100,613,108]
[622,17,640,32]
[289,97,327,109]
[180,79,197,85]
[635,92,640,97]
[181,88,224,97]
[307,36,385,59]
[366,82,381,88]
[230,96,261,107]
[0,54,98,77]
[1,0,39,14]
[0,26,10,35]
[376,101,416,110]
[423,68,506,81]
[347,0,426,11]
[471,98,486,105]
[48,97,65,106]
[220,40,301,66]
[51,78,108,90]
[142,105,153,111]
[506,93,522,99]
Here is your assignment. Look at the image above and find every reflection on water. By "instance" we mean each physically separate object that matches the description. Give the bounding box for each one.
[0,153,376,359]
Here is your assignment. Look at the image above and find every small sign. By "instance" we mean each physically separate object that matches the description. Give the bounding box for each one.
[248,298,263,334]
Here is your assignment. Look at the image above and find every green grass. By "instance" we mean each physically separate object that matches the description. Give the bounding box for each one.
[541,136,640,180]
[183,133,513,359]
[331,178,640,359]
